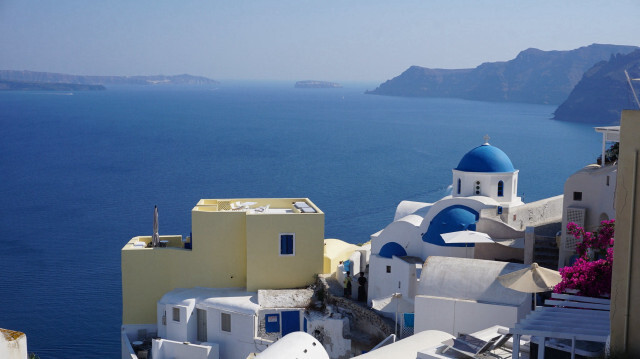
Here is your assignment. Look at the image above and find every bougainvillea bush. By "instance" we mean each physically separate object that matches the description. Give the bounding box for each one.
[553,219,614,297]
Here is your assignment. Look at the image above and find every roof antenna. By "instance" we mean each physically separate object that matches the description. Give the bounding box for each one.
[625,70,640,109]
[483,134,490,145]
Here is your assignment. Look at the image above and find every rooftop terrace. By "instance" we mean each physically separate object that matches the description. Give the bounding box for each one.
[122,235,187,251]
[193,198,322,214]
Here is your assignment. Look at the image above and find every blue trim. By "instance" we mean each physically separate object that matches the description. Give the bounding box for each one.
[498,180,504,197]
[265,314,280,333]
[379,242,407,258]
[403,313,414,328]
[344,260,351,273]
[281,311,300,336]
[280,234,294,255]
[422,205,479,247]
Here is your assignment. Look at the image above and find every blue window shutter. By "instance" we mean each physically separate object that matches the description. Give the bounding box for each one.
[403,313,414,328]
[265,314,280,333]
[281,234,293,255]
[498,180,504,197]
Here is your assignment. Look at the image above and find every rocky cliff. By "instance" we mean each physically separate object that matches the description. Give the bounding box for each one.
[367,44,638,105]
[554,50,640,124]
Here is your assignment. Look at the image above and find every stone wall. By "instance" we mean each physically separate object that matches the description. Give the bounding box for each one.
[499,195,563,230]
[317,276,393,342]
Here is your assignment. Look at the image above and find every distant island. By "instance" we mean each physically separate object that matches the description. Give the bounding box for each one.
[554,49,640,124]
[0,70,219,86]
[295,80,342,89]
[366,44,638,105]
[0,79,105,91]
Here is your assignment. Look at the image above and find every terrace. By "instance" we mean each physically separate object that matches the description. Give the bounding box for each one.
[194,198,320,214]
[122,235,189,251]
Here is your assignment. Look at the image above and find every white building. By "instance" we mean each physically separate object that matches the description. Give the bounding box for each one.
[414,257,531,336]
[558,126,619,268]
[122,287,351,359]
[155,287,259,359]
[368,139,562,315]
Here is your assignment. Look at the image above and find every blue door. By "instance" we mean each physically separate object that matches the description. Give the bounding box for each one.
[281,310,300,336]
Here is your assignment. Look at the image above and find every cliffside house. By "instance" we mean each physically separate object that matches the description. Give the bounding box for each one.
[121,198,324,357]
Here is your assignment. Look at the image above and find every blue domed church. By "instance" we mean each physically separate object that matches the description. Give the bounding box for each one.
[367,138,562,313]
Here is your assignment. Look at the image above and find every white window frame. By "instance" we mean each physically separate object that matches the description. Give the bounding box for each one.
[279,233,295,256]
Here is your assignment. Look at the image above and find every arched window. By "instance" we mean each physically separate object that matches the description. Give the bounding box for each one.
[497,180,504,197]
[457,178,461,194]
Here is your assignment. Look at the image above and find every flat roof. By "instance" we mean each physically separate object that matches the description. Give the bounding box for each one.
[194,198,322,214]
[594,126,620,142]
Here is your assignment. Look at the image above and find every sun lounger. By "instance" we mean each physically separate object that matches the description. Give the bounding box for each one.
[441,334,501,358]
[491,333,513,352]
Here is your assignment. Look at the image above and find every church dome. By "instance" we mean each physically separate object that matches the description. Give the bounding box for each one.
[422,205,479,247]
[456,144,515,173]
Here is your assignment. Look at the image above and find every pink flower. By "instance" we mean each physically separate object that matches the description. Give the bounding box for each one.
[554,220,615,297]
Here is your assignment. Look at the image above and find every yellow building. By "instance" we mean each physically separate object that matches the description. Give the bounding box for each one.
[122,198,324,325]
[323,238,362,275]
[611,110,640,356]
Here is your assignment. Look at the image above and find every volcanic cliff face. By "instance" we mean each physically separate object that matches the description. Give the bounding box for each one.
[554,50,640,124]
[367,44,638,105]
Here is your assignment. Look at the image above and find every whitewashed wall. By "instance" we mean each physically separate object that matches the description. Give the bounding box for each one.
[452,170,520,206]
[158,303,194,343]
[414,295,528,336]
[205,307,256,359]
[306,316,351,358]
[368,255,397,305]
[152,338,219,359]
[0,331,28,359]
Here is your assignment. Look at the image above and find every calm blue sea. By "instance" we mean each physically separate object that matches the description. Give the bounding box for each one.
[0,82,600,358]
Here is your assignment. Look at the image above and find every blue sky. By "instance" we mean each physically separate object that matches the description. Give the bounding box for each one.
[1,0,638,82]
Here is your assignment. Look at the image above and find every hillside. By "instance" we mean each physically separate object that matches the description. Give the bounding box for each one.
[0,80,105,91]
[0,70,218,86]
[553,50,640,124]
[366,44,638,105]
